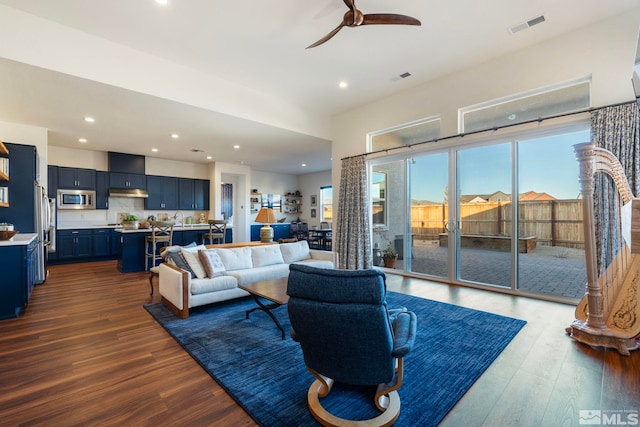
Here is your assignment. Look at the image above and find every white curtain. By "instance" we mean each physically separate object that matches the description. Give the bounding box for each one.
[336,155,372,269]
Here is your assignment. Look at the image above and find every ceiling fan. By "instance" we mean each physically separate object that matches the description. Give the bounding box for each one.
[307,0,421,49]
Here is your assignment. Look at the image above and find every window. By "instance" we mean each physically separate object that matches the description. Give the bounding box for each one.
[369,117,441,152]
[460,80,590,133]
[372,171,386,226]
[320,186,333,221]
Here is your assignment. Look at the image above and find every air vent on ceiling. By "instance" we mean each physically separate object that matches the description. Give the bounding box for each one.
[509,14,547,34]
[391,72,412,82]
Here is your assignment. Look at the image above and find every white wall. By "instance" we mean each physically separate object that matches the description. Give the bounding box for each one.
[0,121,48,189]
[330,10,640,214]
[298,170,332,228]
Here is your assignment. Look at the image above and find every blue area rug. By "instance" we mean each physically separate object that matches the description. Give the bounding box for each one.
[144,292,526,426]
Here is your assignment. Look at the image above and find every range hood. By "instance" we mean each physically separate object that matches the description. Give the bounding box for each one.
[109,188,149,198]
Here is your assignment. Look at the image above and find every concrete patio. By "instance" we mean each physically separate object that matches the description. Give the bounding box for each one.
[393,240,587,300]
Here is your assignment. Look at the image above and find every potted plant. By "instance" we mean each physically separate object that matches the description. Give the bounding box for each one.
[122,215,139,230]
[382,241,398,268]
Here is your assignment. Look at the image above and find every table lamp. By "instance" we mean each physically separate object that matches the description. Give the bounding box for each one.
[255,207,277,242]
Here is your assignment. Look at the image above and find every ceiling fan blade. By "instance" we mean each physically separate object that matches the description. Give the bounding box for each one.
[362,13,422,26]
[343,0,356,12]
[307,24,345,49]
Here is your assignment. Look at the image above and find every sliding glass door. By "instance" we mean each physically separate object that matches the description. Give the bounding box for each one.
[456,142,513,287]
[375,126,588,302]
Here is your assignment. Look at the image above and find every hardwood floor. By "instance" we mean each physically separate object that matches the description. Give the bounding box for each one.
[0,261,638,426]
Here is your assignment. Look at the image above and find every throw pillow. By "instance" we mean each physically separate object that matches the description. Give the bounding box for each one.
[167,251,196,278]
[181,245,208,279]
[162,241,196,260]
[198,250,227,278]
[215,247,252,271]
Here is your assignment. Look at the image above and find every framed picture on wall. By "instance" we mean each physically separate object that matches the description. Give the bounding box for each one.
[310,195,317,207]
[311,208,316,218]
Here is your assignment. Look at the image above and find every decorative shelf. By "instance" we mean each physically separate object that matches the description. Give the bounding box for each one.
[0,140,7,156]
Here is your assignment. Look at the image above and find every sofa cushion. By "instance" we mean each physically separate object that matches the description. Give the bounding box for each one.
[279,240,311,264]
[215,247,252,271]
[228,264,290,286]
[181,245,208,279]
[293,259,334,269]
[251,244,285,268]
[198,249,227,278]
[190,275,238,295]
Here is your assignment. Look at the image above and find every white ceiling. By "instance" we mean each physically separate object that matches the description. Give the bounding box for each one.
[0,0,638,174]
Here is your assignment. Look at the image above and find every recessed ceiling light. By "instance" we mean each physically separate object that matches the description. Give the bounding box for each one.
[338,81,348,89]
[78,138,87,143]
[233,145,240,149]
[206,156,213,160]
[301,163,307,167]
[171,133,179,139]
[155,0,168,5]
[151,148,159,152]
[84,117,95,123]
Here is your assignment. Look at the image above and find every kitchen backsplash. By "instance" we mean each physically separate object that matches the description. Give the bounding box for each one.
[57,197,208,227]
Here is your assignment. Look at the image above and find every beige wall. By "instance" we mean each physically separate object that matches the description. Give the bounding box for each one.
[330,9,640,213]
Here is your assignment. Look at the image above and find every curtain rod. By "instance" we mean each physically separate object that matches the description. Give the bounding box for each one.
[341,98,639,161]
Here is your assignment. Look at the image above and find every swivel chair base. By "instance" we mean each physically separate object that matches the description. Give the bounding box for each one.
[307,378,401,427]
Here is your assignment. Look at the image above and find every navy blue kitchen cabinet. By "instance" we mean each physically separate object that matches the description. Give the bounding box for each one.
[57,229,92,259]
[109,172,146,189]
[117,231,148,273]
[179,178,210,210]
[1,143,38,234]
[111,229,120,256]
[92,228,111,257]
[0,238,38,319]
[47,165,58,198]
[108,152,145,174]
[96,171,109,209]
[145,175,178,210]
[57,167,96,190]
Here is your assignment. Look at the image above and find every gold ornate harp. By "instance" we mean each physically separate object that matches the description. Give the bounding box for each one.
[566,142,640,355]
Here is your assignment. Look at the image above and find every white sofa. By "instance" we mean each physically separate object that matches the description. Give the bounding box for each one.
[159,240,335,318]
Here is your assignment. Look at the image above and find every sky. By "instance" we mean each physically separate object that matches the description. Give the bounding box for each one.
[410,130,589,202]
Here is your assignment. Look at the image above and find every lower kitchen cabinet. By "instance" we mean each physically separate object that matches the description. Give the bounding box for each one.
[0,238,37,319]
[92,228,111,257]
[57,230,92,259]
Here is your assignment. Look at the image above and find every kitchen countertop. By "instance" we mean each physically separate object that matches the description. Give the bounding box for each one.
[58,224,227,231]
[0,233,37,247]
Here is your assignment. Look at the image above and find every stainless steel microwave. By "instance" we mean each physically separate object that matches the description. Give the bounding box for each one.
[57,189,96,210]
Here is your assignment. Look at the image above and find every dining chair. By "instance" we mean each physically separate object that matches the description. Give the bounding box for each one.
[202,219,228,245]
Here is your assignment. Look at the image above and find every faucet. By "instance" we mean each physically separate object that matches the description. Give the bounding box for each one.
[173,210,184,227]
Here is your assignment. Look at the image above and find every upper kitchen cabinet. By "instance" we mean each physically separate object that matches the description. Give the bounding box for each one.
[109,172,146,189]
[47,165,58,198]
[96,171,109,210]
[108,152,145,175]
[178,178,210,210]
[145,175,178,210]
[57,167,96,190]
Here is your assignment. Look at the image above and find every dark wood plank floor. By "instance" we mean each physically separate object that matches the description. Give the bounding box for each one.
[0,261,638,426]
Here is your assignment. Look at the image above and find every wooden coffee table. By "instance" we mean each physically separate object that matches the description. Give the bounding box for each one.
[238,277,289,340]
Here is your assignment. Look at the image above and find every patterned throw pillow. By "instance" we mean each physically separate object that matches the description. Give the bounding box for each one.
[198,250,227,278]
[167,251,196,278]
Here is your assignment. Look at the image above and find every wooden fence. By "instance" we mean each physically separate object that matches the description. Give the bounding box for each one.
[410,200,584,249]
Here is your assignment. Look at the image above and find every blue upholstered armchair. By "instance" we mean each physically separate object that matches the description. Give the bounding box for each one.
[287,264,417,426]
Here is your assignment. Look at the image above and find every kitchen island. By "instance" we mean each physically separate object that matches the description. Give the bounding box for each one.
[115,224,232,272]
[0,233,38,319]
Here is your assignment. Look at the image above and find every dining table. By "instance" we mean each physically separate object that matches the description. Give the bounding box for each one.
[311,228,332,251]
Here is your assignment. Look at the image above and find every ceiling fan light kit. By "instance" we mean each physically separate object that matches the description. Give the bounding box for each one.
[307,0,421,49]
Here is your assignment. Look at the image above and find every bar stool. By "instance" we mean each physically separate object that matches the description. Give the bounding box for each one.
[145,220,174,271]
[202,219,228,245]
